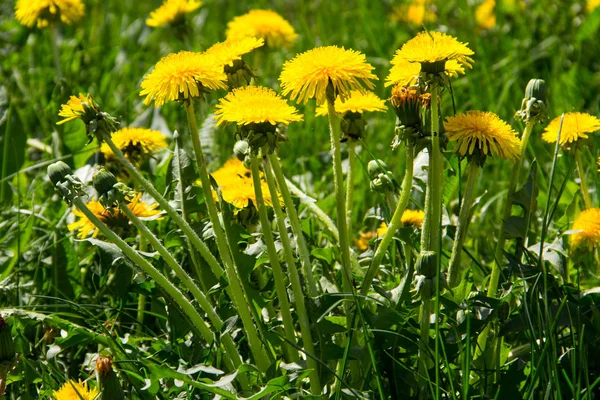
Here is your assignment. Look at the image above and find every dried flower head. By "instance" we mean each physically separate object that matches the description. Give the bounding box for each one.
[100,127,168,163]
[53,380,99,400]
[279,46,377,105]
[214,86,302,127]
[316,90,387,116]
[541,112,600,147]
[571,208,600,250]
[15,0,85,28]
[140,51,227,107]
[68,193,162,238]
[444,110,520,161]
[226,9,298,48]
[146,0,202,27]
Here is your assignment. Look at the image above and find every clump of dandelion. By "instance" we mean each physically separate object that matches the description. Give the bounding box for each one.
[15,0,85,28]
[139,51,227,107]
[390,0,436,26]
[571,208,600,250]
[444,110,520,287]
[68,193,162,239]
[52,380,99,400]
[146,0,202,28]
[475,0,496,30]
[226,9,298,48]
[100,127,167,164]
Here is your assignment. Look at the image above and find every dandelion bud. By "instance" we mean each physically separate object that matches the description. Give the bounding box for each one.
[233,140,250,161]
[516,78,548,124]
[390,85,427,128]
[340,111,366,142]
[524,79,547,103]
[93,169,118,198]
[367,159,389,179]
[47,161,73,185]
[416,250,436,278]
[96,356,125,400]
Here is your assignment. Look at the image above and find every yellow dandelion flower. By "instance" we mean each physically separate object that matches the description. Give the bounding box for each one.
[52,379,99,400]
[386,58,466,87]
[597,157,600,172]
[355,231,374,250]
[393,31,474,73]
[57,94,97,125]
[390,0,437,26]
[211,158,252,183]
[376,222,388,238]
[68,193,162,239]
[140,51,227,107]
[401,209,425,228]
[214,86,303,126]
[100,127,168,162]
[204,37,264,67]
[444,110,520,160]
[279,46,377,105]
[541,112,600,147]
[587,0,600,12]
[226,9,298,48]
[15,0,85,29]
[315,90,387,116]
[146,0,202,28]
[571,208,600,250]
[475,0,496,30]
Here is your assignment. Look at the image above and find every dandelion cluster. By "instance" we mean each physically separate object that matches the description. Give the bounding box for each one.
[15,0,85,28]
[226,9,298,48]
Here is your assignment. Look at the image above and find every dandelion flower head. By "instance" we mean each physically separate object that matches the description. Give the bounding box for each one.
[214,86,302,127]
[100,127,168,162]
[15,0,85,28]
[390,0,436,26]
[401,209,425,228]
[587,0,600,12]
[279,46,377,105]
[57,94,97,125]
[226,9,298,48]
[146,0,202,28]
[140,51,227,107]
[571,208,600,250]
[444,110,520,161]
[541,112,600,147]
[52,379,99,400]
[475,0,496,30]
[68,193,162,238]
[316,90,387,116]
[386,58,466,87]
[204,37,264,67]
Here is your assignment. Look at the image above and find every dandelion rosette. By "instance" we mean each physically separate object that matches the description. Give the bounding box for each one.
[315,90,387,116]
[392,31,474,77]
[541,112,600,147]
[15,0,85,28]
[52,380,99,400]
[100,127,168,163]
[68,193,162,238]
[279,46,377,105]
[146,0,202,27]
[140,51,227,107]
[226,9,298,48]
[571,208,600,250]
[444,110,520,163]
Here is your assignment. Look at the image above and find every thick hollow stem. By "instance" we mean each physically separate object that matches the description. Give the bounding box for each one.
[361,145,415,296]
[100,132,224,279]
[263,154,322,395]
[428,85,443,262]
[71,197,214,343]
[326,100,354,297]
[575,149,593,210]
[345,141,356,236]
[269,154,318,296]
[249,154,298,361]
[447,162,481,288]
[184,104,271,371]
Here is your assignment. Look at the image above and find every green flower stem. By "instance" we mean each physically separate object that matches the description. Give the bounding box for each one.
[100,133,224,279]
[429,85,443,262]
[360,145,414,296]
[263,154,322,395]
[120,205,244,375]
[283,175,339,243]
[487,122,534,298]
[346,141,356,236]
[249,154,298,362]
[447,162,481,288]
[136,232,147,335]
[49,23,63,79]
[184,103,272,371]
[575,149,593,210]
[326,100,354,297]
[70,197,214,344]
[269,154,318,297]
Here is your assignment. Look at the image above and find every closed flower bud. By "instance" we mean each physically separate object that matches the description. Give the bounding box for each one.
[93,169,118,198]
[47,161,73,185]
[233,140,250,161]
[524,79,547,103]
[516,78,548,124]
[340,111,366,141]
[96,356,125,400]
[367,159,389,179]
[416,250,436,278]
